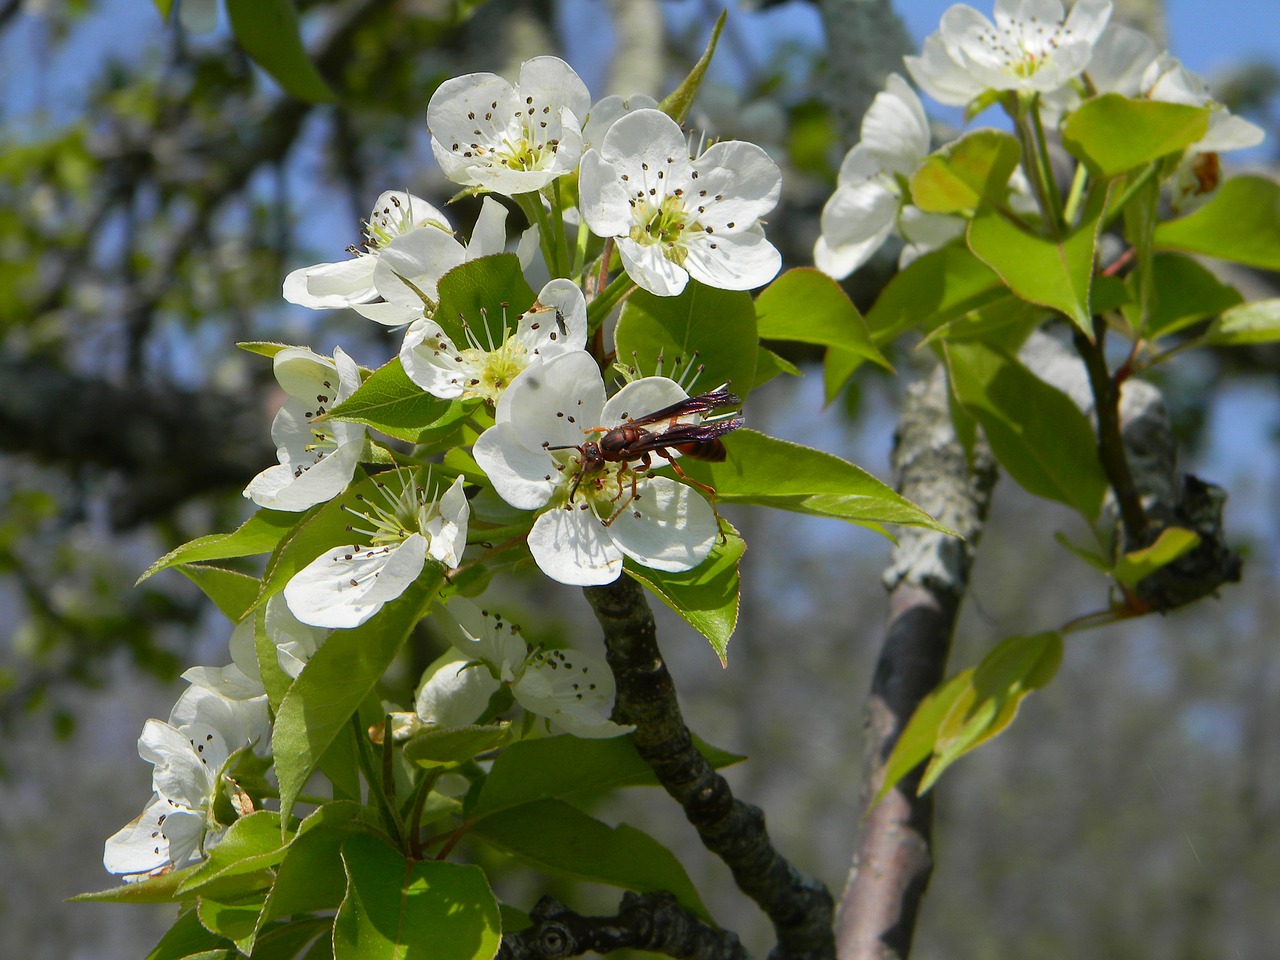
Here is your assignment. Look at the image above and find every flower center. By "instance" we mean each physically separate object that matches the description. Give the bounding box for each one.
[343,471,443,547]
[980,19,1071,78]
[629,193,698,266]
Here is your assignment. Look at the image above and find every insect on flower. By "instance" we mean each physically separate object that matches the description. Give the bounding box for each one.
[546,387,743,525]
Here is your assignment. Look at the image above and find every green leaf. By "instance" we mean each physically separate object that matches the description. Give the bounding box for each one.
[944,341,1108,519]
[74,864,206,904]
[678,430,949,535]
[226,0,336,103]
[614,281,758,396]
[245,918,334,960]
[138,510,301,583]
[260,804,371,926]
[1113,527,1201,589]
[144,908,232,960]
[966,200,1102,338]
[403,723,514,766]
[273,572,443,827]
[237,341,297,360]
[470,799,709,920]
[433,253,537,346]
[198,896,265,943]
[1062,95,1209,178]
[470,735,742,820]
[326,357,472,445]
[1204,298,1280,345]
[624,522,745,664]
[752,346,802,390]
[829,244,1002,397]
[919,291,1044,347]
[919,632,1063,792]
[178,565,261,623]
[1128,253,1242,339]
[910,129,1021,213]
[332,834,501,960]
[178,812,288,896]
[1154,176,1280,271]
[659,10,726,124]
[755,268,890,371]
[873,671,971,806]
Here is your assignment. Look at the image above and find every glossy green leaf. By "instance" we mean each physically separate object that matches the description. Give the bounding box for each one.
[325,357,471,445]
[274,571,443,827]
[1204,298,1280,345]
[873,671,971,807]
[74,864,206,904]
[625,522,745,663]
[1154,176,1280,271]
[138,510,301,583]
[260,803,370,926]
[1062,95,1209,178]
[433,253,536,347]
[944,341,1108,519]
[332,834,500,960]
[678,429,949,534]
[144,908,231,960]
[244,918,333,960]
[752,346,802,390]
[659,10,725,124]
[755,268,890,371]
[1113,527,1201,589]
[470,735,742,820]
[919,632,1063,792]
[919,291,1044,346]
[1128,253,1242,339]
[403,723,513,766]
[967,201,1101,337]
[177,812,288,896]
[197,896,265,943]
[470,799,708,920]
[226,0,336,103]
[237,341,296,360]
[910,128,1021,213]
[614,281,758,396]
[178,565,261,623]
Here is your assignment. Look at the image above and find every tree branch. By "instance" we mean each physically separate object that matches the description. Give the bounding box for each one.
[584,577,835,960]
[498,893,747,960]
[837,367,998,960]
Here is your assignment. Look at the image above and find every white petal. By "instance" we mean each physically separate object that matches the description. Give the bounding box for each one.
[905,32,986,107]
[1062,0,1112,45]
[180,663,264,701]
[601,378,688,428]
[517,56,592,127]
[368,190,450,238]
[606,476,716,572]
[1086,23,1158,96]
[814,233,884,280]
[415,659,500,727]
[425,475,470,566]
[599,109,690,170]
[527,506,623,585]
[520,278,588,357]
[691,139,783,223]
[139,719,216,810]
[283,257,378,309]
[400,319,467,398]
[861,74,931,175]
[243,440,360,512]
[168,684,269,758]
[583,93,660,150]
[820,180,898,247]
[683,226,782,292]
[284,534,428,629]
[616,238,689,297]
[372,228,467,308]
[1199,112,1266,153]
[103,795,178,876]
[497,351,606,445]
[578,149,633,238]
[467,197,511,259]
[266,593,327,679]
[160,808,209,869]
[437,596,527,673]
[474,422,560,510]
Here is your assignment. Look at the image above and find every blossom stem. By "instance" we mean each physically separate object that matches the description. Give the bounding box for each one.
[1062,160,1089,227]
[585,271,636,335]
[550,179,571,277]
[1102,163,1161,231]
[519,192,564,279]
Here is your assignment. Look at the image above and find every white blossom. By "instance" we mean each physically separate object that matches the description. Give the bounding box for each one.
[432,597,631,739]
[907,0,1112,106]
[284,191,451,310]
[243,346,366,512]
[472,351,719,585]
[578,108,782,297]
[815,75,964,278]
[103,685,269,879]
[284,472,469,629]
[400,278,587,403]
[428,56,591,195]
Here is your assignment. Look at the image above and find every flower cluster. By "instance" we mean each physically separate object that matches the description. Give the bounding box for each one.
[817,0,1264,277]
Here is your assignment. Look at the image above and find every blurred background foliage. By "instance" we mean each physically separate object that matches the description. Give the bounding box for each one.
[1,0,1278,958]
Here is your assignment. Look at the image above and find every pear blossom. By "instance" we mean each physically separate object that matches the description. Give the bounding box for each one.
[473,351,719,585]
[180,617,265,702]
[815,75,965,278]
[907,0,1112,106]
[578,108,782,297]
[582,93,660,150]
[103,684,270,879]
[243,346,366,512]
[284,472,469,629]
[432,597,631,739]
[284,191,450,310]
[400,277,587,403]
[428,56,591,196]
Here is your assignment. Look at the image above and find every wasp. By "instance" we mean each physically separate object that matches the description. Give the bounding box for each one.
[546,387,743,525]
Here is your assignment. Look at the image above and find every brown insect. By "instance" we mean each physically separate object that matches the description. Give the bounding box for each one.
[547,387,743,525]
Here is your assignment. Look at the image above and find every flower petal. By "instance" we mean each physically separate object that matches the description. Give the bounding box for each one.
[283,257,378,309]
[616,238,689,297]
[474,422,560,510]
[527,505,623,585]
[683,226,782,292]
[284,534,428,629]
[415,659,500,727]
[606,476,717,572]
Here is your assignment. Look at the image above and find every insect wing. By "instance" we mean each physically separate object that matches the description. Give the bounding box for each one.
[623,389,742,429]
